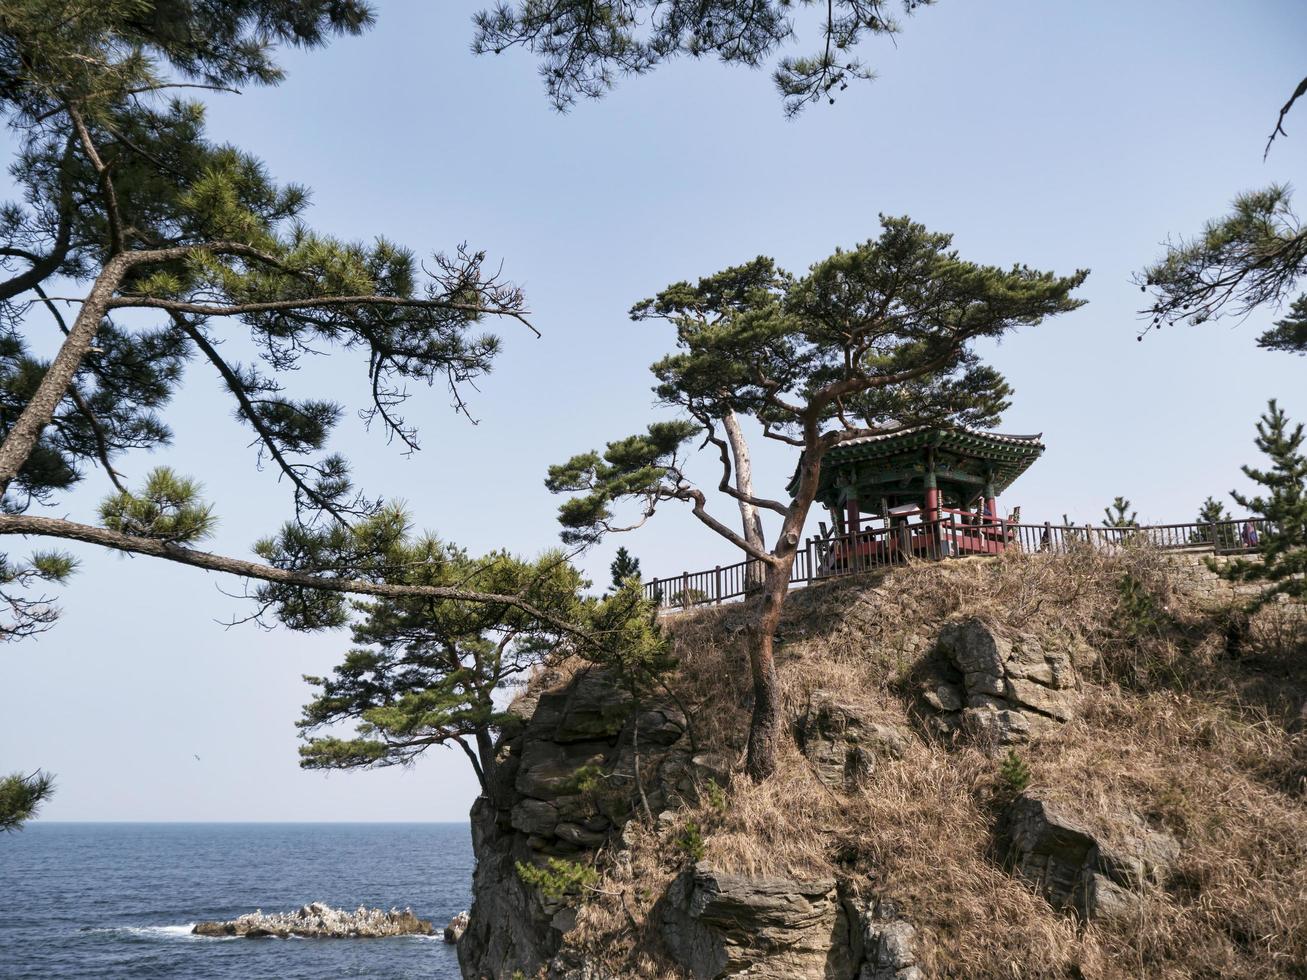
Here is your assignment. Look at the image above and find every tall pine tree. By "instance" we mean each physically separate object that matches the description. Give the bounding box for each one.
[1103,496,1139,528]
[1219,400,1307,605]
[547,216,1086,780]
[609,546,641,592]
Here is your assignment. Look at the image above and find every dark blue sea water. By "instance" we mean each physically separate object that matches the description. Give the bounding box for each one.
[0,823,473,979]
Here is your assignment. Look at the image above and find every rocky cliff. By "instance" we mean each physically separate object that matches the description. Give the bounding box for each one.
[458,548,1306,979]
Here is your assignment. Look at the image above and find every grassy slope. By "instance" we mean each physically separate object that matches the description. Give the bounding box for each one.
[555,548,1307,978]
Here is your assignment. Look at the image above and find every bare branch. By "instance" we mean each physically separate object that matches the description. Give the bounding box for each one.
[171,312,352,526]
[1265,74,1307,160]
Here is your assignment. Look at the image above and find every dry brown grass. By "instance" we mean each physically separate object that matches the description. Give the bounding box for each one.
[553,548,1307,979]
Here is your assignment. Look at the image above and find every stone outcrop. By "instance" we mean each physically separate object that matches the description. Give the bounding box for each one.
[1000,791,1180,921]
[459,667,703,979]
[657,864,920,980]
[844,898,921,980]
[191,902,433,938]
[444,910,469,943]
[920,619,1081,744]
[795,691,911,790]
[460,666,921,980]
[660,864,854,979]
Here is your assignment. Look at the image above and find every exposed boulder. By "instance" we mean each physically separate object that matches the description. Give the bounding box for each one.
[921,619,1081,744]
[795,691,911,790]
[1000,791,1180,921]
[660,863,855,979]
[844,897,921,980]
[192,902,433,938]
[444,910,469,944]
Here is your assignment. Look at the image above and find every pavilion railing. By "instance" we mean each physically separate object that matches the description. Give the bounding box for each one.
[641,517,1270,611]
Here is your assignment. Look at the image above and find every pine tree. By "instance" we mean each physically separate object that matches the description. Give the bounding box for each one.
[297,540,586,794]
[0,770,54,832]
[1218,401,1307,605]
[474,0,931,116]
[609,546,641,592]
[298,554,666,800]
[1191,496,1233,546]
[546,216,1086,780]
[0,4,543,638]
[1103,496,1139,528]
[1259,293,1307,356]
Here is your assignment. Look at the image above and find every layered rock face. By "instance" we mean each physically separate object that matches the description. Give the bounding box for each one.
[659,866,919,980]
[192,902,433,938]
[459,616,1201,977]
[459,668,702,978]
[660,865,853,979]
[794,691,910,791]
[920,619,1082,744]
[459,667,922,980]
[1000,792,1180,922]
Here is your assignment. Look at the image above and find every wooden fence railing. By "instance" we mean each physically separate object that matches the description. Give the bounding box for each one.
[642,517,1269,610]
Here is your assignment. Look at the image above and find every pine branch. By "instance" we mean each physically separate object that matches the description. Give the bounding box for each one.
[0,513,589,640]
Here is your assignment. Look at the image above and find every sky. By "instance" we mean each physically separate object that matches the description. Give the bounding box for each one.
[3,0,1306,822]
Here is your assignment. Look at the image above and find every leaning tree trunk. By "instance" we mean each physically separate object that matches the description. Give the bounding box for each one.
[721,409,767,590]
[744,556,791,780]
[0,254,132,495]
[742,423,827,781]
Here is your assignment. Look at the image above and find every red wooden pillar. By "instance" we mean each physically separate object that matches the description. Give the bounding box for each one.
[924,448,939,524]
[983,467,998,526]
[846,494,861,538]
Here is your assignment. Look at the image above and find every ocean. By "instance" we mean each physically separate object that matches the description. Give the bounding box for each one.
[0,822,474,979]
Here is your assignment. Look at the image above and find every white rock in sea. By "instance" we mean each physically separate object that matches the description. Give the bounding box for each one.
[444,910,470,944]
[192,902,434,938]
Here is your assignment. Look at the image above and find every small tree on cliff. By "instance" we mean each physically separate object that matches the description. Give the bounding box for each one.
[1103,497,1139,528]
[546,217,1087,780]
[609,547,642,592]
[297,539,584,793]
[1218,400,1307,605]
[297,552,665,798]
[1192,495,1233,545]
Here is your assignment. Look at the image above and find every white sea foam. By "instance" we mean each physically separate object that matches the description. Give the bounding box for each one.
[133,924,198,937]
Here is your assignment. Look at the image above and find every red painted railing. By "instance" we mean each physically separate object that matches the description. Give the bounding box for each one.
[642,517,1269,610]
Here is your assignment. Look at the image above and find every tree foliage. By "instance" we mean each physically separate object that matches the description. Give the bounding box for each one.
[297,546,668,796]
[1219,400,1307,605]
[1191,495,1234,546]
[1260,293,1307,356]
[0,1,538,637]
[608,545,640,592]
[1138,186,1307,349]
[548,216,1086,778]
[297,538,586,791]
[0,769,54,831]
[1197,496,1231,526]
[1103,496,1138,528]
[1138,72,1307,349]
[473,0,934,117]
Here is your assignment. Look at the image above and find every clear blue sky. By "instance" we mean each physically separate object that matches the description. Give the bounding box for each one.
[4,0,1305,821]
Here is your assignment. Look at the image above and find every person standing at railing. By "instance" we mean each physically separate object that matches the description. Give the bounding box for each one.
[1241,520,1260,549]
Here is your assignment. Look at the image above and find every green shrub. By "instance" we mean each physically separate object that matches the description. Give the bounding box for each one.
[1116,572,1167,638]
[515,857,597,900]
[704,779,728,814]
[674,820,706,863]
[998,749,1032,795]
